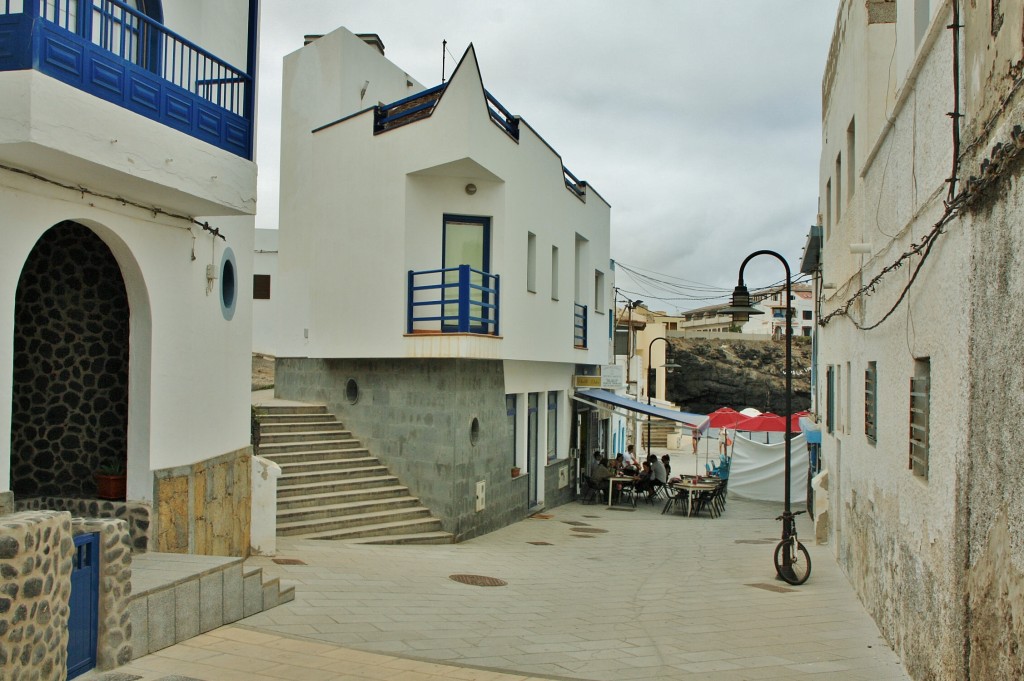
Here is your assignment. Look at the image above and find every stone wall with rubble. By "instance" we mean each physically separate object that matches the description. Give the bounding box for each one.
[0,510,74,680]
[71,517,133,670]
[153,447,252,556]
[16,496,150,552]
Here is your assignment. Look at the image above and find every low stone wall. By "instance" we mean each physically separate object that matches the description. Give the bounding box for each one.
[16,497,150,552]
[71,518,132,669]
[543,458,576,509]
[0,510,74,681]
[153,447,252,556]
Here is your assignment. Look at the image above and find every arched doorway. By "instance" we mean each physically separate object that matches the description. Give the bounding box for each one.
[11,222,130,496]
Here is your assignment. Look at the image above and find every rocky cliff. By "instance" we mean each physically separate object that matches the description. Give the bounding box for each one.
[664,337,812,415]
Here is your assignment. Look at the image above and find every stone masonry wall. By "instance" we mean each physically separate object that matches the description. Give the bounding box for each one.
[16,497,150,552]
[152,448,252,556]
[0,510,74,681]
[543,459,576,510]
[71,518,132,670]
[12,221,130,497]
[276,357,532,541]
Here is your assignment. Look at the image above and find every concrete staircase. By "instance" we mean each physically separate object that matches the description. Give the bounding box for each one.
[129,553,293,658]
[642,419,680,448]
[255,404,453,544]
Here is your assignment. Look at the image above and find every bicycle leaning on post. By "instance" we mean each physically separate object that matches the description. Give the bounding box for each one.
[774,510,811,585]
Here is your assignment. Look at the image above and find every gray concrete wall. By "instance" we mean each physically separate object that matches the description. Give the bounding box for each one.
[276,357,533,540]
[543,459,576,509]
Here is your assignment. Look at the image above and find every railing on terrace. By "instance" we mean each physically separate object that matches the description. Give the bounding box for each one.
[0,0,253,158]
[374,83,445,133]
[408,265,500,336]
[563,166,587,201]
[574,303,587,348]
[484,89,519,140]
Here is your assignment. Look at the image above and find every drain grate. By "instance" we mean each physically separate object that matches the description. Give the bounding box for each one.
[562,521,589,526]
[571,527,608,534]
[735,539,777,545]
[747,582,796,593]
[583,515,601,518]
[530,513,554,519]
[527,541,553,546]
[449,574,508,587]
[272,558,307,565]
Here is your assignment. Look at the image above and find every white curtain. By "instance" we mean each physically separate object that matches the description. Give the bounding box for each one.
[728,431,809,504]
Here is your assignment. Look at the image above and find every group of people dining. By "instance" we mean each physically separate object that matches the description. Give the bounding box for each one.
[588,444,672,502]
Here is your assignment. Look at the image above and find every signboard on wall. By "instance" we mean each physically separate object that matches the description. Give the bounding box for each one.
[600,364,625,388]
[574,375,602,388]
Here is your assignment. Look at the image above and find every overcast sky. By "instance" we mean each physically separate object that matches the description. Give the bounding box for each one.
[256,1,840,313]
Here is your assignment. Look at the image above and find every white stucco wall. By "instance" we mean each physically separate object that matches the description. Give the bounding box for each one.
[252,228,279,355]
[275,29,612,367]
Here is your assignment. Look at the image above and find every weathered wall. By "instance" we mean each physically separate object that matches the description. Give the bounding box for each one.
[0,510,74,681]
[152,448,252,556]
[16,497,151,552]
[276,357,533,540]
[11,221,129,497]
[543,459,575,510]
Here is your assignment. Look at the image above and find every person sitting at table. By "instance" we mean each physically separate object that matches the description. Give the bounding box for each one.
[613,453,626,473]
[592,455,613,485]
[661,454,671,477]
[634,460,655,497]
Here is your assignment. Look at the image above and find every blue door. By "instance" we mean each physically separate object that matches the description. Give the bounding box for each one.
[67,533,99,679]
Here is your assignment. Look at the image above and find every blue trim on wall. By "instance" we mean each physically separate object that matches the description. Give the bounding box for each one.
[220,247,237,320]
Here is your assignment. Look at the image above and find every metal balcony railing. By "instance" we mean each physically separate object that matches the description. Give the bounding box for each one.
[408,265,500,335]
[0,0,253,158]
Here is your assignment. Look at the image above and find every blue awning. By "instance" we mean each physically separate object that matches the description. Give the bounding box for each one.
[573,389,709,432]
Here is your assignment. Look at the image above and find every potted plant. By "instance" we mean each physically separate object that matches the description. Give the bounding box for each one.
[94,462,127,500]
[511,466,521,478]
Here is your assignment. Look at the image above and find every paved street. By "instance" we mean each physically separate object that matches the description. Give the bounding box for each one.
[94,494,909,681]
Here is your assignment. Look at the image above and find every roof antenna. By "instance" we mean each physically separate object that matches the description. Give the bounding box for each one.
[441,39,447,83]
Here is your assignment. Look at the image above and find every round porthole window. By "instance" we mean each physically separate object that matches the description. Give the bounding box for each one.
[345,378,359,404]
[220,247,237,321]
[470,417,480,446]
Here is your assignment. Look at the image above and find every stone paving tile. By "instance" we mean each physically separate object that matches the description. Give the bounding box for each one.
[103,497,909,681]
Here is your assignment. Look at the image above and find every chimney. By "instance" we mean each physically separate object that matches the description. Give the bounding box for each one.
[356,33,385,56]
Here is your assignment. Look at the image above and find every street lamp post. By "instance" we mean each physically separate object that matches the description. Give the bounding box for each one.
[645,337,679,457]
[721,250,802,583]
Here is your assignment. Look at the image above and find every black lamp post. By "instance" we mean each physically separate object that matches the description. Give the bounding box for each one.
[721,250,797,581]
[645,336,680,456]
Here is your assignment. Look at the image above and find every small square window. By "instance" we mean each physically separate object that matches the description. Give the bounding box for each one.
[253,274,271,300]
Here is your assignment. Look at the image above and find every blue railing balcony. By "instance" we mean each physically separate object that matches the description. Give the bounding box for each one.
[563,166,587,201]
[0,0,253,158]
[574,303,587,348]
[408,265,500,335]
[374,83,520,142]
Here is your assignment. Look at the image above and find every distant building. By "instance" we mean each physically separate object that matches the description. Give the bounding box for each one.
[273,28,612,539]
[253,228,278,355]
[815,1,1024,678]
[674,284,814,337]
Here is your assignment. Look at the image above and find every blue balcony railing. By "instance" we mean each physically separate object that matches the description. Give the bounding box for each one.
[563,166,587,201]
[484,89,519,140]
[0,0,253,158]
[374,83,519,142]
[408,265,500,335]
[574,303,587,348]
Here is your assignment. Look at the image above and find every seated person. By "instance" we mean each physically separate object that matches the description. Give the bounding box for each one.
[652,456,668,486]
[613,453,626,473]
[592,456,613,485]
[634,460,655,495]
[661,454,671,477]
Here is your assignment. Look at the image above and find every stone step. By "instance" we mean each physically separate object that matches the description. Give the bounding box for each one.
[129,555,293,660]
[276,474,402,499]
[277,456,385,475]
[259,421,348,435]
[278,462,387,487]
[259,429,352,444]
[255,405,328,416]
[277,496,423,524]
[277,484,410,510]
[338,531,454,545]
[292,516,446,541]
[256,413,338,425]
[258,438,365,454]
[277,506,434,536]
[260,447,371,465]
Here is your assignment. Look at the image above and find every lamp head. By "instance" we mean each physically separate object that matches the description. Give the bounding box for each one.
[720,284,763,323]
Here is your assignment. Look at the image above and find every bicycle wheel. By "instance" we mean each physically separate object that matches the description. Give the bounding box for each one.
[773,538,812,585]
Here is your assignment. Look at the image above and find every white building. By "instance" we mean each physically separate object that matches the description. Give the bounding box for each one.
[815,1,1024,677]
[675,283,815,338]
[1,0,259,555]
[272,28,612,539]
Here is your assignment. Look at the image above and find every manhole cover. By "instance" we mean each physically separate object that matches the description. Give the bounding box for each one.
[746,582,795,593]
[272,558,307,565]
[562,521,589,526]
[583,515,600,518]
[735,539,777,545]
[571,527,608,534]
[449,574,508,587]
[527,541,553,545]
[530,513,554,519]
[571,534,595,539]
